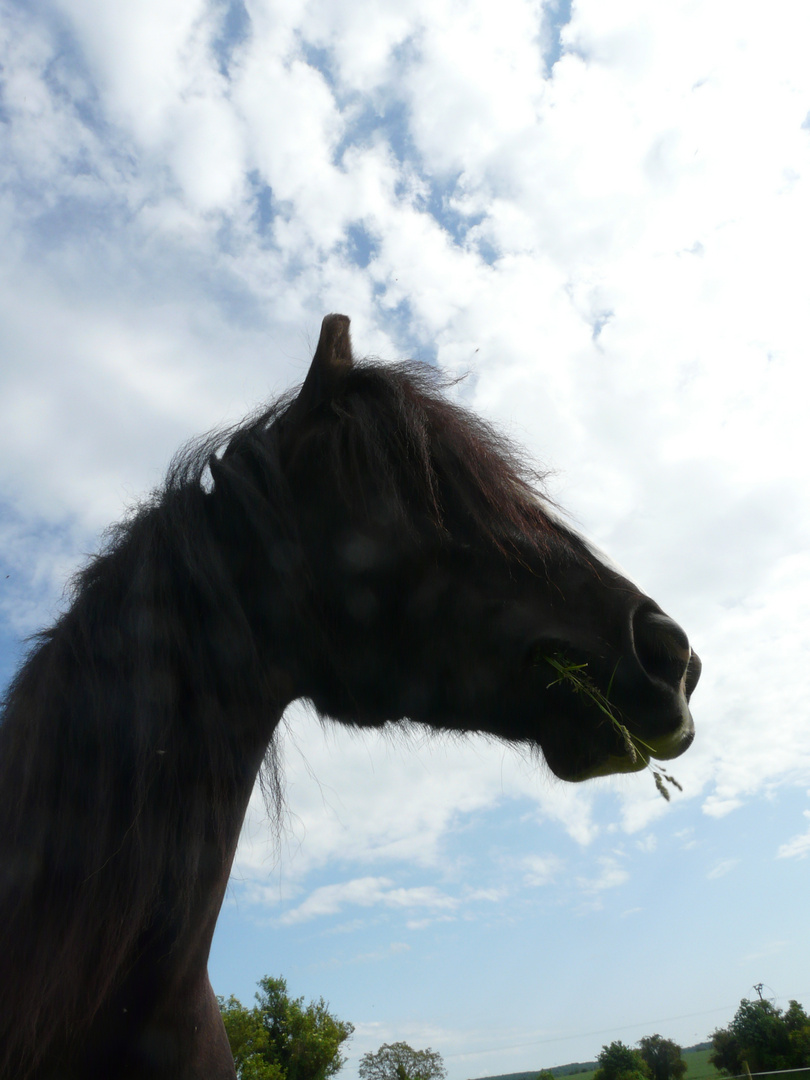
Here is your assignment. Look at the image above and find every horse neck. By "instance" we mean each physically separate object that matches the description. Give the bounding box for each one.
[0,482,288,1074]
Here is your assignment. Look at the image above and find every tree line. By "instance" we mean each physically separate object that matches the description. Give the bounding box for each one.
[583,998,810,1080]
[218,981,810,1080]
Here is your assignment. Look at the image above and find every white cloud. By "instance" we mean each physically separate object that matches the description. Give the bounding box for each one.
[635,835,657,854]
[276,876,458,925]
[777,812,810,860]
[674,829,698,851]
[50,0,220,151]
[707,858,740,880]
[464,887,508,903]
[577,856,630,893]
[523,854,564,887]
[403,0,547,176]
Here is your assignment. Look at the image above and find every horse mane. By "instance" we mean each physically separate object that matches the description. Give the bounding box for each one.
[0,392,291,1074]
[0,357,554,1075]
[292,359,555,551]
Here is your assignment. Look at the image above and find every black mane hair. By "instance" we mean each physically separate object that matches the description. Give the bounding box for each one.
[284,359,556,549]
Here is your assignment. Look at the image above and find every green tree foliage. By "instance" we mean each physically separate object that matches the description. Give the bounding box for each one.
[218,975,354,1080]
[710,1028,743,1077]
[594,1041,651,1080]
[537,1071,557,1080]
[358,1041,447,1080]
[785,1001,810,1065]
[638,1034,687,1080]
[710,997,810,1075]
[217,992,280,1080]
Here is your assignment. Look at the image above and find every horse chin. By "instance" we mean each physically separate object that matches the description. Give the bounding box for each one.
[548,707,695,783]
[584,751,651,780]
[551,750,648,783]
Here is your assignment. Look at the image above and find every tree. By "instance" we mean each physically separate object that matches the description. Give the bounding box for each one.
[710,997,810,1076]
[537,1071,556,1080]
[785,1001,810,1065]
[708,1027,743,1077]
[218,993,281,1080]
[219,975,354,1080]
[638,1035,687,1080]
[359,1042,447,1080]
[594,1041,650,1080]
[734,998,792,1072]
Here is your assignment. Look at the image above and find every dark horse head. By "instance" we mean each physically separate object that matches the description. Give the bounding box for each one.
[0,314,699,1079]
[238,314,699,781]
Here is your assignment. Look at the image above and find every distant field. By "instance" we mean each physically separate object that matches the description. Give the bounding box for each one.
[471,1043,722,1080]
[563,1066,594,1080]
[683,1048,722,1080]
[553,1047,721,1080]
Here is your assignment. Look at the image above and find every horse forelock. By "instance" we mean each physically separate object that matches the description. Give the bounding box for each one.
[288,358,560,558]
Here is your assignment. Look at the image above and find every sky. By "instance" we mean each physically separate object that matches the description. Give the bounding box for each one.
[1,0,810,1076]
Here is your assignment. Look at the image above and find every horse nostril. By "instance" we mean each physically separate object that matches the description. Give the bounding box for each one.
[632,608,692,689]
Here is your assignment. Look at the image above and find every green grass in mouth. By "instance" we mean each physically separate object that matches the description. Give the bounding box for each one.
[539,652,682,801]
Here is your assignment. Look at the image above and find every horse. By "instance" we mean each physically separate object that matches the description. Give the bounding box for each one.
[0,314,700,1078]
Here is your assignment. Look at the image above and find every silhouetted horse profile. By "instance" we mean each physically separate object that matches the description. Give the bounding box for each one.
[0,315,700,1079]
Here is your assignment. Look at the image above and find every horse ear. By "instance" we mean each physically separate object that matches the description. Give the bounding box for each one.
[296,313,354,412]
